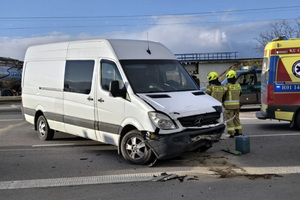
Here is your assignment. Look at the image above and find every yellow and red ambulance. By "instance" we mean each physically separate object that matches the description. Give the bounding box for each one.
[256,37,300,128]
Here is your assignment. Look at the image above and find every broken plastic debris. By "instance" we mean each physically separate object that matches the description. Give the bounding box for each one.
[152,172,198,182]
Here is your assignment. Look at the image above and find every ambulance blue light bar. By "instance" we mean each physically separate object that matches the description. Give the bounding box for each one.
[241,66,257,71]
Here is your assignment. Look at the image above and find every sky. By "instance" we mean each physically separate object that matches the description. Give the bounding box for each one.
[0,0,300,61]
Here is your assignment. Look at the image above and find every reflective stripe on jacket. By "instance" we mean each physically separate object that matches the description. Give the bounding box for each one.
[205,84,225,102]
[224,83,241,109]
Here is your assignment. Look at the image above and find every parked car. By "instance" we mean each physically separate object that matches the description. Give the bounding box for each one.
[221,66,262,106]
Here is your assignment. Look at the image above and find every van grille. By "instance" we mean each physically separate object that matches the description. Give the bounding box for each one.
[178,112,220,127]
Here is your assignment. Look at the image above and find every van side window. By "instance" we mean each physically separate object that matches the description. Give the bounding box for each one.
[237,75,245,85]
[101,60,123,91]
[256,72,261,84]
[64,60,95,94]
[237,74,254,85]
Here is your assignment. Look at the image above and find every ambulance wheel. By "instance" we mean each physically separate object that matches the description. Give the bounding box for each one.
[121,130,152,165]
[295,111,300,129]
[37,115,54,141]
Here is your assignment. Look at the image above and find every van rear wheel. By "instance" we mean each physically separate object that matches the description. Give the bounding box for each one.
[37,115,54,141]
[121,130,152,165]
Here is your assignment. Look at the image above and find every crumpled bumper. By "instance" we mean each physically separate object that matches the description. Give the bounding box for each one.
[145,124,225,160]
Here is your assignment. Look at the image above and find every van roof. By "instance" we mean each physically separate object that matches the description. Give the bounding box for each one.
[24,39,176,61]
[108,39,176,60]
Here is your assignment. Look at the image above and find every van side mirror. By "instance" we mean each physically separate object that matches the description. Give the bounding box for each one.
[109,80,125,98]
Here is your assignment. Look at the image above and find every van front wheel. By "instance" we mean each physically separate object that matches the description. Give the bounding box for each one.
[121,130,152,165]
[37,115,54,141]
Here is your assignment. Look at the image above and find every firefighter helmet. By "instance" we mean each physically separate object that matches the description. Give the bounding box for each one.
[226,70,237,79]
[207,72,219,81]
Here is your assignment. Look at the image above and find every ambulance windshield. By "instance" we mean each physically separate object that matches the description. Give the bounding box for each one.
[120,60,199,93]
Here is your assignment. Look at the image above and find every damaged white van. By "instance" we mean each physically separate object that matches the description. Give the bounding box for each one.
[22,39,225,165]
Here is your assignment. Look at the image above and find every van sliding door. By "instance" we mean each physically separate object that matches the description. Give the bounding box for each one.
[63,60,98,140]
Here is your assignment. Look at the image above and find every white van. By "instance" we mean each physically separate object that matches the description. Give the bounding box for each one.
[22,39,225,165]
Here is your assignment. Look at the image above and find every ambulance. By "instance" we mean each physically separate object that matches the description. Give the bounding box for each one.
[22,39,225,165]
[256,37,300,128]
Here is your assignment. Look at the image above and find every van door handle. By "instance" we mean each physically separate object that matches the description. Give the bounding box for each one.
[98,98,104,103]
[87,96,94,101]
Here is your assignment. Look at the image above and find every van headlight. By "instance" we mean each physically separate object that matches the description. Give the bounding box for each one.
[148,112,176,130]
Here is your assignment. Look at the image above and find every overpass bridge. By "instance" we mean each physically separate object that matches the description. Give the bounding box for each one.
[175,52,238,61]
[175,52,261,88]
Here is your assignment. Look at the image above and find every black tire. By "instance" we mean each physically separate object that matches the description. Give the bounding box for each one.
[37,115,54,141]
[121,130,152,165]
[2,89,13,96]
[295,111,300,129]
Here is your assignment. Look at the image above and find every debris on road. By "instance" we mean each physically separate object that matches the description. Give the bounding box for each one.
[152,172,198,182]
[210,165,282,180]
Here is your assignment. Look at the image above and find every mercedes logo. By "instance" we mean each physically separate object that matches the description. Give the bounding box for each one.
[194,117,203,126]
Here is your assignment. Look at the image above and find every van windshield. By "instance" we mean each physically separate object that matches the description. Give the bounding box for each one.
[120,60,198,93]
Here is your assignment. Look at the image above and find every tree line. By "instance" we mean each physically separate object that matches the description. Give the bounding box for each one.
[255,17,300,53]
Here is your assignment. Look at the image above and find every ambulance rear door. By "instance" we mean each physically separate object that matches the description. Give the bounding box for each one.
[273,55,300,106]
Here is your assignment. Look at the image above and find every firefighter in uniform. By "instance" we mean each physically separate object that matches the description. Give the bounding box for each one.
[223,70,242,137]
[205,72,224,102]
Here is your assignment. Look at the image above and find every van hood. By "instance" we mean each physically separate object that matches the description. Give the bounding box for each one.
[137,91,222,119]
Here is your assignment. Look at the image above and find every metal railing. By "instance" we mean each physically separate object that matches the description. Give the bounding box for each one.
[175,52,238,61]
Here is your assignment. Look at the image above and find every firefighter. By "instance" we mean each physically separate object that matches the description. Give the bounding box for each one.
[205,72,224,102]
[223,70,242,137]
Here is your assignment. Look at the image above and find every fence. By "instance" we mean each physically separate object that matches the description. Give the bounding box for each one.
[175,52,238,61]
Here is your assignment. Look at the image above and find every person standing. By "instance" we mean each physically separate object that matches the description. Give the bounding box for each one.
[205,72,225,103]
[223,70,242,137]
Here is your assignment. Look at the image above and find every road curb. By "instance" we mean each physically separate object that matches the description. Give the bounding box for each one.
[0,104,22,112]
[0,97,21,102]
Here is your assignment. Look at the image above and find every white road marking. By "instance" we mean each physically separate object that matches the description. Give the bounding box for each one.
[0,173,161,190]
[249,133,300,137]
[240,117,258,120]
[0,166,299,190]
[0,122,27,135]
[32,144,76,147]
[0,119,23,122]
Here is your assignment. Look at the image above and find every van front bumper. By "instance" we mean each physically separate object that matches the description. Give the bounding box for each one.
[145,124,225,160]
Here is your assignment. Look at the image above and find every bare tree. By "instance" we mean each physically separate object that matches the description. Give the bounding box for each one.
[254,18,300,53]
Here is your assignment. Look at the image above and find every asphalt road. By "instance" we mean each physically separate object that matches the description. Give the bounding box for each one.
[0,103,299,199]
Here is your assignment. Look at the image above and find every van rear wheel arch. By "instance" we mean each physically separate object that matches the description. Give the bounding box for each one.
[35,112,54,141]
[34,111,44,131]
